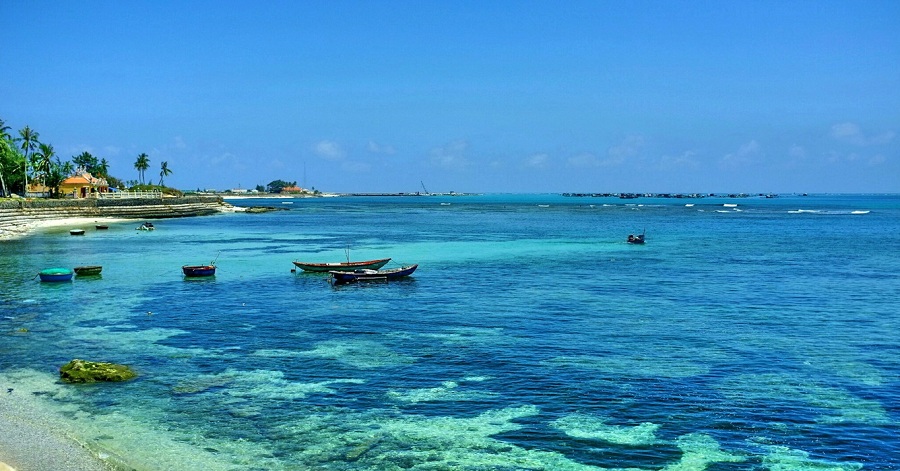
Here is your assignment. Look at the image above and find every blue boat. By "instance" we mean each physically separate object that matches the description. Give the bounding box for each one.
[182,265,216,277]
[330,264,418,284]
[39,268,74,282]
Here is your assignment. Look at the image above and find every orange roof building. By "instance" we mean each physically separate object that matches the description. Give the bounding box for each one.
[59,171,109,198]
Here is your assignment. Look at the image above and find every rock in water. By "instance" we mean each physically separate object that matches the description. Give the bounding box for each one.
[59,359,137,383]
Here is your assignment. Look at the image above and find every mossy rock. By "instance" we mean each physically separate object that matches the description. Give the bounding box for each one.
[245,206,287,213]
[59,359,138,383]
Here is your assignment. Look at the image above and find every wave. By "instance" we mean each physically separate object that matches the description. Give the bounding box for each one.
[789,209,871,215]
[788,209,820,214]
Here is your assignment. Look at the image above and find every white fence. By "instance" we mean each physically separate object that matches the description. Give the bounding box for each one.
[98,190,162,199]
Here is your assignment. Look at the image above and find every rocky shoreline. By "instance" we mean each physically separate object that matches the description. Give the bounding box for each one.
[0,196,234,240]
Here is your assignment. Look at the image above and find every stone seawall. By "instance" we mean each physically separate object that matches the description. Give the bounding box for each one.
[0,196,231,233]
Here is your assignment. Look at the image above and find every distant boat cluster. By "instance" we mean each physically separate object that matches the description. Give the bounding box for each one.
[562,192,791,199]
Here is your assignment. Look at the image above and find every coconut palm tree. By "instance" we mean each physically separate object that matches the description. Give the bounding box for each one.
[0,119,10,141]
[134,153,150,184]
[18,126,39,192]
[34,143,55,185]
[158,161,172,186]
[98,158,110,178]
[0,120,11,196]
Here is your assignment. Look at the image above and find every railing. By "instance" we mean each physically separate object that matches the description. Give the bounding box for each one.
[98,190,162,199]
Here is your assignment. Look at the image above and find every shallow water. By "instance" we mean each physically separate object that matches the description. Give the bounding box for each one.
[1,194,898,470]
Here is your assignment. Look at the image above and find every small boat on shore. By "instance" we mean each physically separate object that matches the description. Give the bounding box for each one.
[330,264,418,284]
[292,258,391,273]
[70,229,85,236]
[74,266,103,276]
[39,268,74,282]
[182,265,216,277]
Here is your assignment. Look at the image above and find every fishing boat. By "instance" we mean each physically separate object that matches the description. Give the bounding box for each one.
[95,224,109,230]
[292,258,391,273]
[182,265,216,277]
[70,229,85,236]
[330,264,418,284]
[137,222,155,231]
[74,265,102,276]
[627,232,646,244]
[39,268,74,282]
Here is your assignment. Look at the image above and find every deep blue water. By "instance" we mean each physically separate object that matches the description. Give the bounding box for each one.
[1,194,898,470]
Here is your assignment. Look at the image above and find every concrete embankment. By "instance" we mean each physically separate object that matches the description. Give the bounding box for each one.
[0,196,232,237]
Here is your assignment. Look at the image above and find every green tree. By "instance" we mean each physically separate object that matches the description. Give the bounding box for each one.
[72,151,99,172]
[158,161,172,186]
[0,119,11,196]
[134,153,150,184]
[266,179,297,193]
[34,142,55,185]
[18,126,39,191]
[44,157,74,198]
[98,158,110,178]
[0,120,25,196]
[0,119,10,141]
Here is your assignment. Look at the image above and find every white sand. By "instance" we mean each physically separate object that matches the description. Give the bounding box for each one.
[0,401,116,471]
[0,217,132,241]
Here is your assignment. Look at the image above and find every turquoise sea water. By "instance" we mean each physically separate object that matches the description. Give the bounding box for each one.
[1,194,898,470]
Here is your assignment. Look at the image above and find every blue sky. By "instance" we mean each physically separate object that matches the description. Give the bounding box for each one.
[3,1,898,193]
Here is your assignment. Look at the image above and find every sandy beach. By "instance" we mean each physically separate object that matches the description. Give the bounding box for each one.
[0,217,133,241]
[0,389,117,471]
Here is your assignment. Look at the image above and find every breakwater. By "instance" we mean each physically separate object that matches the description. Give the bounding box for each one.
[0,196,230,234]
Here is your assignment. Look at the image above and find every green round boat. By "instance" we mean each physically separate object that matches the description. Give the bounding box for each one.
[39,268,74,282]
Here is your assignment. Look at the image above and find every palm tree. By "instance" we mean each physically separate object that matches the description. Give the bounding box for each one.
[0,120,11,196]
[0,119,10,141]
[35,143,55,184]
[158,161,172,186]
[98,158,110,178]
[134,153,150,184]
[18,126,39,192]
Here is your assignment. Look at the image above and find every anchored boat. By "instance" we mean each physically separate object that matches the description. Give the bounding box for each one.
[182,265,216,277]
[39,268,74,282]
[292,258,391,273]
[330,264,418,284]
[74,266,103,276]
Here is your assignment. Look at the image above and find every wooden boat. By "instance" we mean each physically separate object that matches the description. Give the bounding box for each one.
[70,229,85,236]
[330,264,418,284]
[39,268,74,282]
[292,258,391,273]
[74,265,102,276]
[182,265,216,277]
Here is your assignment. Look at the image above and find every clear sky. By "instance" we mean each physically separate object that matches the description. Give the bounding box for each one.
[3,1,899,194]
